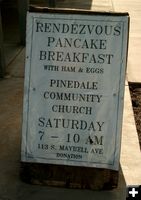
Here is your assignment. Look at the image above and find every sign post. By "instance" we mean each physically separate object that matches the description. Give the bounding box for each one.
[21,8,129,189]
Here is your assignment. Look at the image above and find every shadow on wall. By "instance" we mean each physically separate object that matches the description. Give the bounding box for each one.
[56,0,93,10]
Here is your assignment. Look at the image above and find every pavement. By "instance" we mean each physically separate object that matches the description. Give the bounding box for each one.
[0,0,141,199]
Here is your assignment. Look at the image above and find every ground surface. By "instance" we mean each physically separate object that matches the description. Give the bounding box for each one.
[129,83,141,148]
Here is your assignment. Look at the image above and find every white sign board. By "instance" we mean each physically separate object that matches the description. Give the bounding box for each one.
[21,11,129,170]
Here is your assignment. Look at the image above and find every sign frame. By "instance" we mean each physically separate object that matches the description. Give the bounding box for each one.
[21,8,129,174]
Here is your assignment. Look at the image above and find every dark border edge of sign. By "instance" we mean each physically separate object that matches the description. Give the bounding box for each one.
[29,5,129,17]
[25,15,35,157]
[20,161,119,190]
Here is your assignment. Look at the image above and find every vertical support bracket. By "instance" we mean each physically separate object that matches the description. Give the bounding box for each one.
[18,0,29,45]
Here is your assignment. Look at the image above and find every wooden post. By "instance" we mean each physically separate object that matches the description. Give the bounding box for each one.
[0,9,6,78]
[18,0,29,45]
